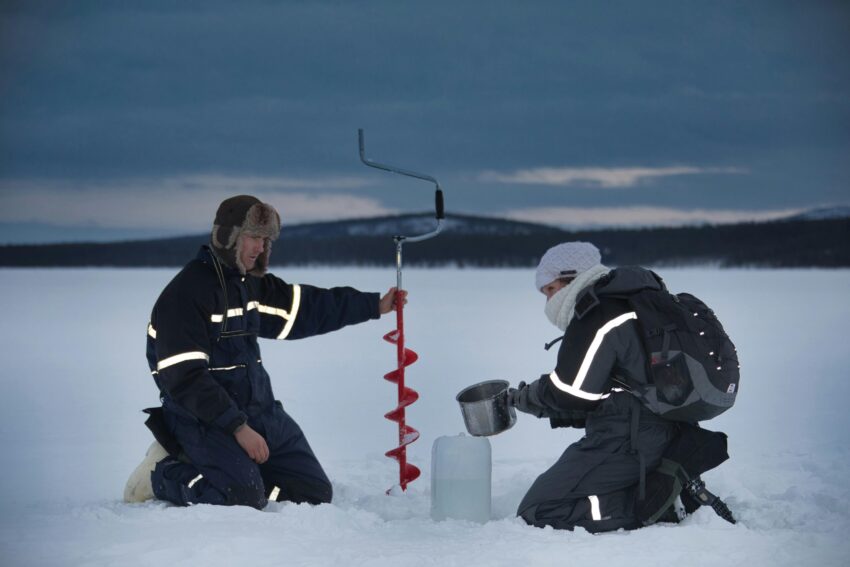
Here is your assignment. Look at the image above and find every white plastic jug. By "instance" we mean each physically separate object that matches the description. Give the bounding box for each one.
[430,433,492,523]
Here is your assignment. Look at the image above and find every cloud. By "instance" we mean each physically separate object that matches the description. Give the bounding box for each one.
[504,205,802,228]
[170,174,373,191]
[479,166,747,188]
[0,176,394,232]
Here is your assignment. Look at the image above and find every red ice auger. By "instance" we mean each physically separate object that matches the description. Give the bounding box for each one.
[358,129,445,493]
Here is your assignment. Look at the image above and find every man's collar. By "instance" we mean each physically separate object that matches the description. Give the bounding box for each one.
[198,245,241,278]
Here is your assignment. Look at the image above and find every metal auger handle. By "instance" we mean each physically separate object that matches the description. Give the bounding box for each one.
[358,129,445,244]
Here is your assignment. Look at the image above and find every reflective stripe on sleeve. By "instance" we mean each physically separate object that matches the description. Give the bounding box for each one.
[276,284,301,339]
[548,311,637,400]
[249,284,303,339]
[589,495,602,521]
[256,303,290,318]
[147,323,156,339]
[157,351,209,371]
[209,285,302,339]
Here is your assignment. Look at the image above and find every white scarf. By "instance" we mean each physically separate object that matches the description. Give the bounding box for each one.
[544,264,611,331]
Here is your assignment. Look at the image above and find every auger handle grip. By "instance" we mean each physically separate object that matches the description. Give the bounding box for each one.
[435,190,445,220]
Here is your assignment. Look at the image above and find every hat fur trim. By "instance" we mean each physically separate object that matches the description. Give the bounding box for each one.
[242,202,281,241]
[210,200,281,276]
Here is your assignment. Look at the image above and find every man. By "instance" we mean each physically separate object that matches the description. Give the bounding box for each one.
[508,242,728,532]
[124,195,403,509]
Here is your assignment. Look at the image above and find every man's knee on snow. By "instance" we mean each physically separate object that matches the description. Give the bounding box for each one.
[152,458,267,509]
[225,482,268,510]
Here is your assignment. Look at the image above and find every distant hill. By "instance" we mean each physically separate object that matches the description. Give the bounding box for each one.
[784,205,850,222]
[1,212,848,268]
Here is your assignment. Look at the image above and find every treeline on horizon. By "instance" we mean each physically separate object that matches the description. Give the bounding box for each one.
[0,217,848,269]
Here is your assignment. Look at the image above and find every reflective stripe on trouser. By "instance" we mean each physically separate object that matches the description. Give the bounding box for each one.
[589,495,602,520]
[517,394,677,532]
[519,486,641,533]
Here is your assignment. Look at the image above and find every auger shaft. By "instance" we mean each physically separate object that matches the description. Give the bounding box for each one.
[359,129,444,493]
[381,237,421,491]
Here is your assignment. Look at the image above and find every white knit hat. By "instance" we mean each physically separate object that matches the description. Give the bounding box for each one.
[534,241,602,291]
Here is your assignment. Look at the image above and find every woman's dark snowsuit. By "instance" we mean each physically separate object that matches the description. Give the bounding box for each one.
[516,267,679,532]
[146,246,380,508]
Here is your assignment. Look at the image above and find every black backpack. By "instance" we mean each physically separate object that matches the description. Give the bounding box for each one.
[621,276,740,422]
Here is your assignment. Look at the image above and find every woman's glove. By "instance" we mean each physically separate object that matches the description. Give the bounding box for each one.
[508,381,546,418]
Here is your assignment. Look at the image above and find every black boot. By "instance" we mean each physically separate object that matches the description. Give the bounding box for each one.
[636,424,733,526]
[685,477,736,524]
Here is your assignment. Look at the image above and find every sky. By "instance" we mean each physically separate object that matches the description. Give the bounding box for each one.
[1,1,849,243]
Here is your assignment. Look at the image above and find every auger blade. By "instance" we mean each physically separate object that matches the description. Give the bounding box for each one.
[400,424,419,445]
[402,348,418,365]
[383,330,400,343]
[383,368,401,384]
[402,463,421,483]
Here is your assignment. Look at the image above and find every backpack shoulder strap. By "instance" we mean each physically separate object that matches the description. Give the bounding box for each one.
[625,288,680,363]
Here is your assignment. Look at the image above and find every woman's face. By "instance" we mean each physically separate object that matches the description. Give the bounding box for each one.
[541,278,569,301]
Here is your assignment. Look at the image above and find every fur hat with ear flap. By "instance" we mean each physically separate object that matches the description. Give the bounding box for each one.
[210,195,281,276]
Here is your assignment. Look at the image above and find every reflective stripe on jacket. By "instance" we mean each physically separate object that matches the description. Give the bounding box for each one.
[532,267,665,422]
[146,246,380,432]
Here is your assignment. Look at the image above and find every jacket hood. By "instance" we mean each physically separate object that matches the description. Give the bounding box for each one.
[596,266,666,296]
[572,266,666,321]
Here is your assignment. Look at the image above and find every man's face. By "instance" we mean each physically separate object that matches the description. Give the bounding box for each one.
[541,278,569,300]
[239,234,266,271]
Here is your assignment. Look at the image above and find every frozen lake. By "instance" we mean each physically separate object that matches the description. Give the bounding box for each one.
[0,266,848,566]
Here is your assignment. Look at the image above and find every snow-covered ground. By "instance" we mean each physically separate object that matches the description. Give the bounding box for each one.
[0,266,848,566]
